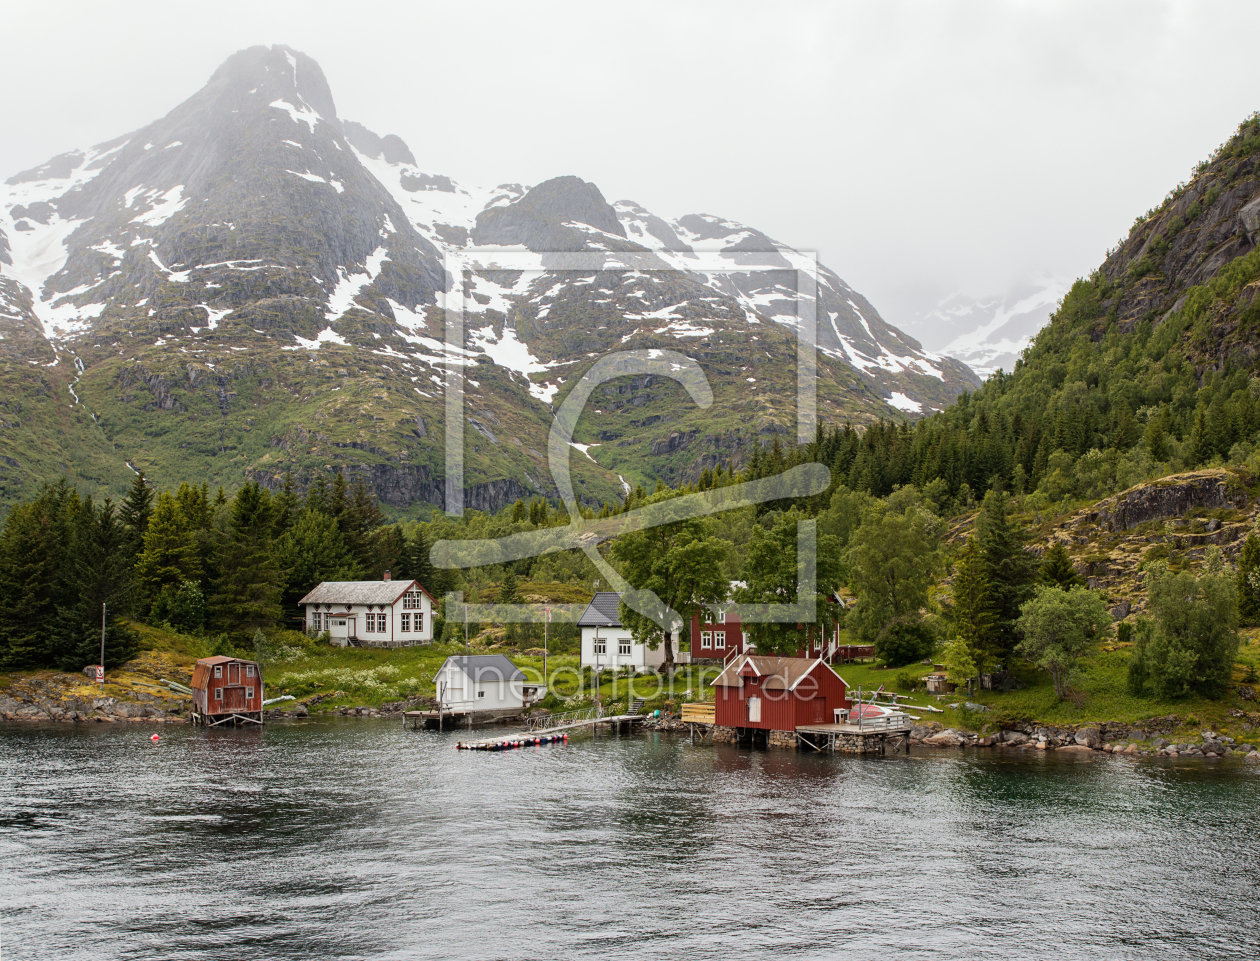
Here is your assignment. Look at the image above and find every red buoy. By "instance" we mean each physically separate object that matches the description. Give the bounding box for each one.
[150,734,160,742]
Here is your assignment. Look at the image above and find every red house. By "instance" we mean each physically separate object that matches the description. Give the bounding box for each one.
[690,604,872,665]
[191,655,264,727]
[712,653,851,736]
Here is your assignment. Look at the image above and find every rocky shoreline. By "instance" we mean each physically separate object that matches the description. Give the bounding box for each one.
[909,720,1260,759]
[6,693,1260,763]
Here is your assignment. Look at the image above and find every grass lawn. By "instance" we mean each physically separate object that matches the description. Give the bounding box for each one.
[826,629,1260,742]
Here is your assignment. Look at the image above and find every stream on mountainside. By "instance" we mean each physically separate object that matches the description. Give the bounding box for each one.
[2,718,1259,960]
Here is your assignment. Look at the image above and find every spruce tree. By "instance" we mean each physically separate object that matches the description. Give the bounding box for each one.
[271,473,300,539]
[50,499,138,670]
[498,570,520,605]
[135,491,201,601]
[275,510,362,612]
[209,482,283,640]
[950,536,999,676]
[119,471,154,561]
[405,527,440,593]
[975,490,1040,660]
[1040,541,1084,590]
[0,483,81,667]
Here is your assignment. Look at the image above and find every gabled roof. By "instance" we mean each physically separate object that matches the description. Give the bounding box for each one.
[298,579,430,606]
[577,591,622,628]
[191,655,261,691]
[439,654,525,684]
[712,653,831,691]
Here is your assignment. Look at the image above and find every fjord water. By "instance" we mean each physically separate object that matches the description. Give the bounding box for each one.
[2,721,1259,960]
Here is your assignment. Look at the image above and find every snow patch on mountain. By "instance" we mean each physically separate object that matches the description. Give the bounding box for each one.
[325,247,388,321]
[270,99,320,134]
[910,279,1070,377]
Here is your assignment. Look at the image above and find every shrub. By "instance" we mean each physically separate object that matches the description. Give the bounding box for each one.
[150,580,205,633]
[874,617,936,667]
[992,708,1034,730]
[1129,567,1240,698]
[894,671,916,691]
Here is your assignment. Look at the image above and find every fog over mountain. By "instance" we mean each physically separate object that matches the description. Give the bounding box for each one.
[3,1,1260,347]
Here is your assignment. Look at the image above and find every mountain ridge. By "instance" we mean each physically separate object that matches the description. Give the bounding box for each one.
[0,44,979,512]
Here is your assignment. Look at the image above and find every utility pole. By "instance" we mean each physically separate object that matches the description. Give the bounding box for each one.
[99,602,107,687]
[543,607,550,687]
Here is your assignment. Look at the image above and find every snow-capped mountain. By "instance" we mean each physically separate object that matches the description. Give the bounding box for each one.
[907,279,1070,378]
[0,44,978,511]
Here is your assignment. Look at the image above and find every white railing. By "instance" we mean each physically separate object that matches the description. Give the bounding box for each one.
[526,706,599,731]
[852,713,913,732]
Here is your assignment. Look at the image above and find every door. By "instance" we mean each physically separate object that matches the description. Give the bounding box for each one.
[748,696,761,723]
[812,698,826,724]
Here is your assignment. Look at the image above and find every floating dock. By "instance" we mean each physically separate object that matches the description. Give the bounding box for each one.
[455,712,646,751]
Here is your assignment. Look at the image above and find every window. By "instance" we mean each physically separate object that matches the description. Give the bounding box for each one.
[403,591,423,610]
[714,631,726,650]
[246,665,255,677]
[701,632,713,649]
[214,665,222,678]
[619,639,631,656]
[311,611,322,631]
[400,613,411,632]
[365,613,387,633]
[414,613,424,633]
[246,686,255,699]
[814,633,823,650]
[478,690,486,698]
[215,688,223,701]
[742,632,750,647]
[594,639,606,655]
[716,610,726,624]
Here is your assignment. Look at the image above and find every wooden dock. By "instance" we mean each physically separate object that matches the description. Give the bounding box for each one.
[795,719,913,755]
[456,712,646,751]
[404,710,470,730]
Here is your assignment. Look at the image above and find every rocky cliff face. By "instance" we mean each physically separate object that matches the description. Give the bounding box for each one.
[0,44,979,513]
[1090,115,1260,367]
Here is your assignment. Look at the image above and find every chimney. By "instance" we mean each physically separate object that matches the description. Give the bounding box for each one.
[383,570,391,581]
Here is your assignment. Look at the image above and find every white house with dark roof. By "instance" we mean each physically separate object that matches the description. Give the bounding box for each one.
[433,654,542,713]
[577,591,683,671]
[298,573,435,648]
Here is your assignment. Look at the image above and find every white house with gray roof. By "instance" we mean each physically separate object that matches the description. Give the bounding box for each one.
[433,654,543,713]
[577,591,683,671]
[299,573,435,648]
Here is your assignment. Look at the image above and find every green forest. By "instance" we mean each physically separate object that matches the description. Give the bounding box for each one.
[2,112,1259,719]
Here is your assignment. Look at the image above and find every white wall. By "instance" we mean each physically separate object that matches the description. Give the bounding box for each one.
[304,587,434,646]
[580,626,679,671]
[435,662,525,712]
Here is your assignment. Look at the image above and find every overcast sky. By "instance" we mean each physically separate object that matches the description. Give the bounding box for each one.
[4,0,1258,332]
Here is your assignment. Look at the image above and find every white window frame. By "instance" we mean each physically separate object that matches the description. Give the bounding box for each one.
[594,638,606,655]
[214,665,222,678]
[246,686,255,699]
[246,665,255,677]
[618,639,631,656]
[215,687,223,701]
[716,610,726,624]
[714,631,726,650]
[701,632,713,650]
[478,690,486,699]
